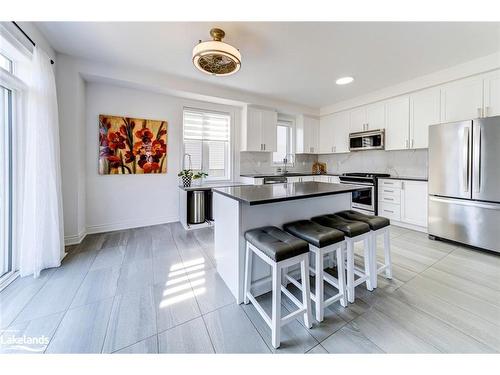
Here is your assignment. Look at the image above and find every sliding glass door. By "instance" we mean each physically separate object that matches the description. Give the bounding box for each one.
[0,85,12,281]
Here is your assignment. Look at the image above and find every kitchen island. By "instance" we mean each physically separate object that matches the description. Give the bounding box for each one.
[212,181,370,303]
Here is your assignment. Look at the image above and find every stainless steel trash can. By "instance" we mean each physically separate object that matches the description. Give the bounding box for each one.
[189,190,206,224]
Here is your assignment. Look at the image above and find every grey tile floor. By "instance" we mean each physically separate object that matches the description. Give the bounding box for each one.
[1,222,499,353]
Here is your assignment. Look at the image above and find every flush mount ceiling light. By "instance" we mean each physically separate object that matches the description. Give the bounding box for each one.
[192,28,241,76]
[336,76,354,85]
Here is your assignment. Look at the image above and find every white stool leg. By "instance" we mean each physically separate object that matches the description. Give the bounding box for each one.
[370,233,378,289]
[271,262,281,349]
[300,256,312,328]
[363,237,373,291]
[314,249,324,322]
[244,243,252,304]
[336,243,348,307]
[281,266,288,287]
[384,228,393,279]
[346,240,355,303]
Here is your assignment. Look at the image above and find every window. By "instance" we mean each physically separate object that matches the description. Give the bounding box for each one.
[0,53,13,73]
[0,85,12,282]
[183,108,231,181]
[273,120,293,164]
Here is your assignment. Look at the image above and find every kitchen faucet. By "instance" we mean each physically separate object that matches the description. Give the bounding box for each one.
[282,153,295,174]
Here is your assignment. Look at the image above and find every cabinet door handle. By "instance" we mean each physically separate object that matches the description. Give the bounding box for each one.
[384,189,394,193]
[477,108,482,118]
[485,106,490,117]
[411,139,414,148]
[405,140,409,148]
[384,209,394,213]
[384,197,394,201]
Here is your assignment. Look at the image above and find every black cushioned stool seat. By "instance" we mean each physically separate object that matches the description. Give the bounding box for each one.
[311,214,370,237]
[244,226,309,262]
[336,210,390,231]
[283,220,345,248]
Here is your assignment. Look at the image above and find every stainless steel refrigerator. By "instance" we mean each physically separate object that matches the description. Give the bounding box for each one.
[428,116,500,253]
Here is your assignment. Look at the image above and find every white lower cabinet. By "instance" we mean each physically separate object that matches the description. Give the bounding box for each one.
[401,180,428,227]
[378,178,428,231]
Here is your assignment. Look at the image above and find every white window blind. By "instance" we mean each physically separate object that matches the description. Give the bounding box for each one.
[183,108,231,181]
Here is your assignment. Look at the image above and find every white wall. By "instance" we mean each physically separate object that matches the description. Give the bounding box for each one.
[85,83,180,233]
[85,82,241,234]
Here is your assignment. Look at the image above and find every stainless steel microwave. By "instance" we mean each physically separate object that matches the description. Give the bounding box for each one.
[349,129,385,151]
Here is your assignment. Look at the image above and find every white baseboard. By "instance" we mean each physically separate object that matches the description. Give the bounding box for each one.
[64,228,87,246]
[391,221,427,233]
[86,215,179,235]
[64,216,179,246]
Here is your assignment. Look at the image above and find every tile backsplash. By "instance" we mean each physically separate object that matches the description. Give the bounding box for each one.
[318,149,428,178]
[240,152,317,175]
[239,149,428,177]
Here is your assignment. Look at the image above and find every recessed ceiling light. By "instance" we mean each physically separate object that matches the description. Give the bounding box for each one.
[336,76,354,85]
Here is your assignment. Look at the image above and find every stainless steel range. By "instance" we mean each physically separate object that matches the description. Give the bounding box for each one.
[339,173,390,215]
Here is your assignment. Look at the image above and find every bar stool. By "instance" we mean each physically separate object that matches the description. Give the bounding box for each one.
[244,226,312,349]
[311,214,372,303]
[283,220,347,322]
[336,210,392,288]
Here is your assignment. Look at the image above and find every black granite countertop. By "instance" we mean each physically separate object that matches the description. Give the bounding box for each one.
[179,182,250,191]
[379,176,428,182]
[213,181,370,205]
[240,173,341,178]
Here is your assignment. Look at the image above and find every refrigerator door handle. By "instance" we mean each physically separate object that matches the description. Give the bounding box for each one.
[473,123,481,194]
[463,127,470,193]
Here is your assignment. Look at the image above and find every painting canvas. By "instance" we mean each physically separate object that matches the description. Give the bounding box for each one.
[99,114,168,174]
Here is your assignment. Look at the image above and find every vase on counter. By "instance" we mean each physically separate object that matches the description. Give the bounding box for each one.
[182,175,192,187]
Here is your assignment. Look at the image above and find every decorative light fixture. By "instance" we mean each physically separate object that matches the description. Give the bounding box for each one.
[336,76,354,85]
[192,28,241,76]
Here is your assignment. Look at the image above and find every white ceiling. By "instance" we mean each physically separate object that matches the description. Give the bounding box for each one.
[36,22,500,108]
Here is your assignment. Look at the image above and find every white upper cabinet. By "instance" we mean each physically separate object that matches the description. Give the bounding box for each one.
[409,86,441,149]
[441,75,484,122]
[296,115,319,154]
[319,114,334,153]
[385,95,410,151]
[319,111,349,154]
[332,111,350,153]
[349,102,385,133]
[483,70,500,118]
[349,107,366,133]
[241,106,277,152]
[261,109,278,152]
[366,102,386,130]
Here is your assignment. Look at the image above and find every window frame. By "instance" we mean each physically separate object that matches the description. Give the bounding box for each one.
[182,107,232,182]
[272,118,295,166]
[0,53,13,74]
[0,76,24,290]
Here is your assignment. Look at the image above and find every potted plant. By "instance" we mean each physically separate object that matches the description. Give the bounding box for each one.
[178,169,194,187]
[193,171,209,186]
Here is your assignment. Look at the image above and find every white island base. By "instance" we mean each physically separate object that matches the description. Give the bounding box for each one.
[213,191,351,303]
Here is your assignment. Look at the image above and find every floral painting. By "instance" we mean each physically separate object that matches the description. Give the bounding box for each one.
[99,114,167,174]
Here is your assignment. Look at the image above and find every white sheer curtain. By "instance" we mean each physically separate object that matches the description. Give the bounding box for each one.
[19,47,64,278]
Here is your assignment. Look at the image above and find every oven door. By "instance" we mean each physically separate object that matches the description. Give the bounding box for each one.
[340,182,375,213]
